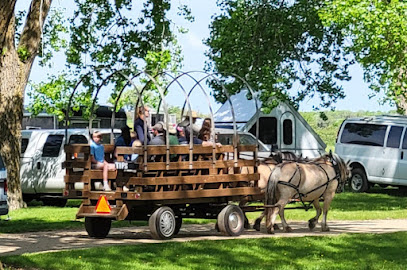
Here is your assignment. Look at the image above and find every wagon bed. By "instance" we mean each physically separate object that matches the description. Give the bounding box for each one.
[64,143,263,239]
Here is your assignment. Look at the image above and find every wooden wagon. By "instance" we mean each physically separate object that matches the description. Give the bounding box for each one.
[64,143,263,239]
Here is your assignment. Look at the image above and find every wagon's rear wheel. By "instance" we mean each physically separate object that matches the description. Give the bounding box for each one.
[85,217,111,238]
[217,205,245,236]
[149,206,176,240]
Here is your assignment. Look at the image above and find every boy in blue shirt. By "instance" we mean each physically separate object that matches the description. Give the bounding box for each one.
[90,131,116,191]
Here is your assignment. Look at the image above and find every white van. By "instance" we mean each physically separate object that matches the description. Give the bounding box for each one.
[20,129,120,206]
[335,115,407,192]
[0,154,8,216]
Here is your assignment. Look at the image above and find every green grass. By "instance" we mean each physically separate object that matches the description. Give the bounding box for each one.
[2,232,407,270]
[2,189,406,234]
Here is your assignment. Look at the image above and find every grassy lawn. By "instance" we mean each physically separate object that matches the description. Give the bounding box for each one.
[2,232,407,270]
[1,188,406,234]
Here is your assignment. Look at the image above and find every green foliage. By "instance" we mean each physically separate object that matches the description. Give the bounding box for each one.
[3,232,407,269]
[28,74,93,122]
[16,46,30,62]
[320,1,407,112]
[206,0,352,111]
[29,1,190,121]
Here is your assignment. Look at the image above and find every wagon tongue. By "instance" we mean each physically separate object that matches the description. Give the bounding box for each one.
[95,195,112,214]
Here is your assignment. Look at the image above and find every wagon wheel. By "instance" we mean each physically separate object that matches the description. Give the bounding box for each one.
[149,206,176,240]
[174,217,182,235]
[84,217,111,238]
[217,205,245,236]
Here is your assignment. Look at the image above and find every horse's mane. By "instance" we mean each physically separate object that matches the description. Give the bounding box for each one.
[263,151,301,164]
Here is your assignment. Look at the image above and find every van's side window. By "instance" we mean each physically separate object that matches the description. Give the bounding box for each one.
[340,123,387,146]
[283,119,293,145]
[69,135,88,144]
[250,117,277,145]
[386,126,403,148]
[42,135,64,157]
[402,132,407,149]
[21,138,29,154]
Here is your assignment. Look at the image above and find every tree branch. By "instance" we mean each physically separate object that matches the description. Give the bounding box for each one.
[0,0,17,51]
[18,0,52,65]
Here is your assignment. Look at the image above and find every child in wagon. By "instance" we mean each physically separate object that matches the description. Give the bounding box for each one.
[90,131,116,191]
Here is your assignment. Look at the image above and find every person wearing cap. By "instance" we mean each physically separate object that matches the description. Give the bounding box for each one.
[90,131,116,191]
[178,111,200,137]
[149,121,166,145]
[134,106,151,144]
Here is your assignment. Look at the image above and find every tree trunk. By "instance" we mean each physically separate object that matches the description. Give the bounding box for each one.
[0,0,52,210]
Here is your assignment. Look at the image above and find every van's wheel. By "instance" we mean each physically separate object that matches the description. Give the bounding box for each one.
[84,217,111,238]
[350,168,369,193]
[149,206,176,240]
[174,217,182,235]
[217,205,245,236]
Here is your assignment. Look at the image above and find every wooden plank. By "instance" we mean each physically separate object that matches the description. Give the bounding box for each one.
[64,144,90,153]
[116,145,236,155]
[145,159,255,170]
[104,144,115,153]
[76,204,129,220]
[64,175,90,183]
[126,187,262,200]
[120,173,260,185]
[238,145,257,152]
[64,160,91,169]
[90,170,118,179]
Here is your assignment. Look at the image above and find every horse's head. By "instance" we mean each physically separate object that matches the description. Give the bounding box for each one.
[331,153,351,192]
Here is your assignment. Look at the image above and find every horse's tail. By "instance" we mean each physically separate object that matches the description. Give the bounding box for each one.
[265,167,280,206]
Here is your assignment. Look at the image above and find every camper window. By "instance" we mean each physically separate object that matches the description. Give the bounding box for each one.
[21,138,29,154]
[283,119,293,145]
[386,126,403,148]
[42,135,64,157]
[69,135,88,144]
[341,123,387,146]
[256,117,277,145]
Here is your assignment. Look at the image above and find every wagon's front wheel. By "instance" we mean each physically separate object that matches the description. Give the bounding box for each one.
[149,206,176,240]
[217,205,245,236]
[84,217,111,238]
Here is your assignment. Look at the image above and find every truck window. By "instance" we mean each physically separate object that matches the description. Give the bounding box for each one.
[402,132,407,149]
[69,135,88,144]
[340,123,387,146]
[283,119,293,145]
[42,135,64,157]
[249,117,277,145]
[386,126,403,148]
[21,138,29,154]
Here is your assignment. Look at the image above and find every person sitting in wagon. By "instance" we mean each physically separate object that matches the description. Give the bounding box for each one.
[149,121,166,145]
[134,106,151,144]
[114,125,132,161]
[90,131,116,191]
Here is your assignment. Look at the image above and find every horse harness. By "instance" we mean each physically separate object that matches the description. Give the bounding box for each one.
[272,157,342,210]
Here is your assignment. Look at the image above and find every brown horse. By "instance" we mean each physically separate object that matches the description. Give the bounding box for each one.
[264,153,350,234]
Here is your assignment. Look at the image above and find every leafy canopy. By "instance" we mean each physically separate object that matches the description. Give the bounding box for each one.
[205,0,353,112]
[27,0,191,120]
[320,0,407,112]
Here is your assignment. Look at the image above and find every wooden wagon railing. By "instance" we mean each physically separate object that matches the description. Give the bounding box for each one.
[64,143,261,220]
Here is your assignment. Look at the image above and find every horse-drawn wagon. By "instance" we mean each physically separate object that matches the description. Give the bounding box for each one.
[63,70,267,239]
[63,69,350,240]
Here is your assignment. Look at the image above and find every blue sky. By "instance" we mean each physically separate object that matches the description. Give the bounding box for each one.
[21,0,395,113]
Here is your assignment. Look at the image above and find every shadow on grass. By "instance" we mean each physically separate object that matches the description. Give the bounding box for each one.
[331,189,407,212]
[2,232,407,270]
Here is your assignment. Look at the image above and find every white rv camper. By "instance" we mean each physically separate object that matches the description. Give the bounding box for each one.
[214,90,326,158]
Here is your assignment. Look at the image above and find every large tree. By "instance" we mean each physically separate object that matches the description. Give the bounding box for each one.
[2,0,189,210]
[205,0,352,111]
[320,0,407,114]
[0,0,52,210]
